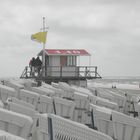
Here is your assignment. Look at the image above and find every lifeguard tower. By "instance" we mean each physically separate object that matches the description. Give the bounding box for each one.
[20,18,101,86]
[20,49,101,86]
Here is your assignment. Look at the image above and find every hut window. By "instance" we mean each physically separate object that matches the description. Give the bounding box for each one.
[67,56,76,66]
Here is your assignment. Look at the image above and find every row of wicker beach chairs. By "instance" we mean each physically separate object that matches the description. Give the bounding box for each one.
[0,79,140,140]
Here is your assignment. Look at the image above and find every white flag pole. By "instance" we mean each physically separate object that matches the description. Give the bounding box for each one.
[42,17,46,77]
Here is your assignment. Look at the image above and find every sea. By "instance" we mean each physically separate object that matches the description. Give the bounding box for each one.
[88,76,140,90]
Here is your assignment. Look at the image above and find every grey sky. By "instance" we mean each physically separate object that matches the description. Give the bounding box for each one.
[0,0,140,77]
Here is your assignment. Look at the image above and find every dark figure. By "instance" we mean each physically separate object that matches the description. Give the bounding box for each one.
[35,57,42,76]
[29,57,36,76]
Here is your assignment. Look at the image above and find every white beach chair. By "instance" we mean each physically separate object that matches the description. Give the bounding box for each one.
[0,108,33,139]
[3,80,24,97]
[73,92,90,124]
[112,111,140,140]
[58,82,74,99]
[31,114,49,140]
[0,84,17,102]
[59,82,74,92]
[96,89,115,102]
[19,89,39,108]
[31,87,55,97]
[90,104,114,138]
[37,95,54,114]
[7,97,35,110]
[106,90,126,112]
[48,114,113,140]
[6,101,36,118]
[96,97,118,110]
[0,129,27,140]
[53,97,75,119]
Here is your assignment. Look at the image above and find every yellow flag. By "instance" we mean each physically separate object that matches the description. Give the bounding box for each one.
[31,31,47,44]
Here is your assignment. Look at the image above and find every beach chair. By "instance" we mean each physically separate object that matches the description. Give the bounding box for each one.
[106,90,126,112]
[96,89,115,102]
[19,89,39,108]
[0,84,17,102]
[3,80,24,96]
[53,97,75,119]
[73,92,89,124]
[48,114,113,140]
[31,114,49,140]
[112,111,140,140]
[96,97,118,110]
[31,87,55,97]
[58,82,74,99]
[90,104,114,138]
[37,95,54,114]
[0,129,27,140]
[6,101,37,118]
[7,97,35,110]
[0,108,33,139]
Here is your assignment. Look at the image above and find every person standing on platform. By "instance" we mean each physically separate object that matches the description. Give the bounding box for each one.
[29,57,36,76]
[35,56,42,76]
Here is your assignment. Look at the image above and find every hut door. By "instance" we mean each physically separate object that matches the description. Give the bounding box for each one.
[60,56,67,66]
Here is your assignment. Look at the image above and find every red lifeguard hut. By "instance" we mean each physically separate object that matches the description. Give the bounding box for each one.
[21,48,101,86]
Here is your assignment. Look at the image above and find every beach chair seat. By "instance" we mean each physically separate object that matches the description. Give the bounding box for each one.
[0,108,33,139]
[19,89,39,108]
[7,97,35,110]
[112,111,140,140]
[73,92,90,124]
[6,101,37,118]
[53,97,75,119]
[0,84,17,102]
[37,95,54,114]
[90,104,114,138]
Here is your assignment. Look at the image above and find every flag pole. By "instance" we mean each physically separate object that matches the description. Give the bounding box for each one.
[42,17,46,77]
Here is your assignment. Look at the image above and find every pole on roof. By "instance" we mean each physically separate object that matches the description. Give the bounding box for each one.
[42,17,46,77]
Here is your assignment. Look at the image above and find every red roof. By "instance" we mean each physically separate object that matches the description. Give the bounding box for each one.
[44,49,90,56]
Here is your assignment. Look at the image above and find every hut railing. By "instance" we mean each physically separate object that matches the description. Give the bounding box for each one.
[20,66,101,79]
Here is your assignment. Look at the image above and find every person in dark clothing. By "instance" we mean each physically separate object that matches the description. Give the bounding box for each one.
[35,57,42,76]
[29,57,36,76]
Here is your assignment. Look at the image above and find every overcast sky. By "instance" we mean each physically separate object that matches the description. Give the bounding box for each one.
[0,0,140,78]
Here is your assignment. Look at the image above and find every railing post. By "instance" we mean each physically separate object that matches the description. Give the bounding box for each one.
[60,66,62,79]
[25,66,28,78]
[95,66,97,78]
